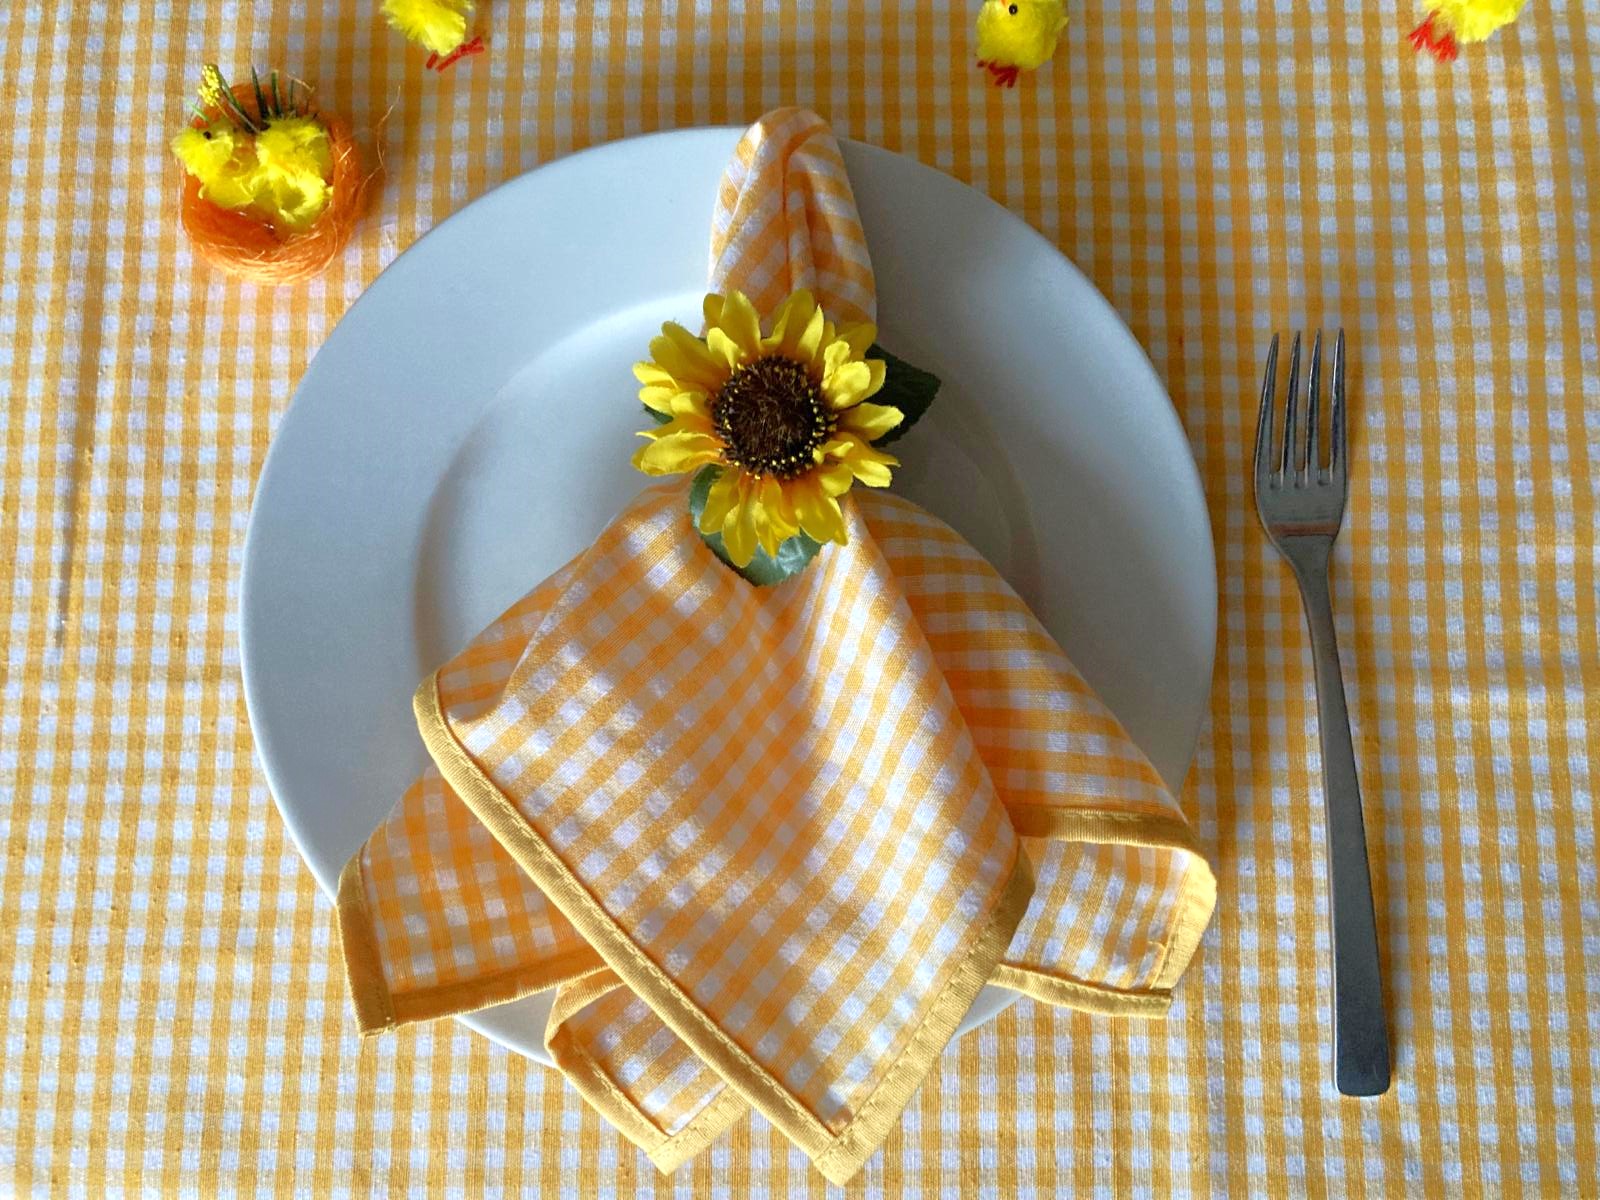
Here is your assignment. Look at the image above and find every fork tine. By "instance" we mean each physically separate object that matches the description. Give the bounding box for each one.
[1305,330,1322,480]
[1255,333,1279,485]
[1280,331,1301,479]
[1330,329,1346,477]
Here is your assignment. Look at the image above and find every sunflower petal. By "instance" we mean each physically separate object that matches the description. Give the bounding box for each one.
[650,324,727,390]
[820,340,853,379]
[815,460,857,496]
[825,433,899,487]
[792,476,848,545]
[861,357,887,400]
[838,322,877,357]
[723,477,761,566]
[822,360,876,410]
[668,389,711,419]
[632,431,724,476]
[753,505,782,558]
[705,327,745,370]
[703,293,725,329]
[837,401,903,441]
[699,470,740,534]
[764,289,817,357]
[764,474,799,532]
[634,361,678,388]
[717,290,764,359]
[639,383,677,414]
[794,305,828,365]
[656,410,715,439]
[811,320,839,373]
[640,413,715,441]
[758,475,800,542]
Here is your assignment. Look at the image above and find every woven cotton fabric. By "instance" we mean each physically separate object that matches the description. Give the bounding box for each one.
[337,109,1213,1184]
[3,2,1598,1196]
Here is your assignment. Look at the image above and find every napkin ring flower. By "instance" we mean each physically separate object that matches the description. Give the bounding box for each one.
[632,289,939,581]
[171,65,367,285]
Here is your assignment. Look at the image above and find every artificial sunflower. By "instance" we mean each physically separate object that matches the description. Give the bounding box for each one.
[632,289,903,569]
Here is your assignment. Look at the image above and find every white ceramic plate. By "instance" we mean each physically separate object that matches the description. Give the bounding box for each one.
[241,128,1216,1067]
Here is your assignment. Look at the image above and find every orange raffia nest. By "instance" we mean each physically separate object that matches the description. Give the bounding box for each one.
[179,82,368,285]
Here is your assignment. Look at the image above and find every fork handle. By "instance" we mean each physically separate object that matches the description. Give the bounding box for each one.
[1290,546,1392,1097]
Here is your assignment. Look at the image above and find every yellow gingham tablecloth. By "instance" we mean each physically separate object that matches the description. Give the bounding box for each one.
[3,2,1597,1195]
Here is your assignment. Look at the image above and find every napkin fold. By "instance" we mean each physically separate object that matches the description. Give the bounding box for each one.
[336,108,1216,1184]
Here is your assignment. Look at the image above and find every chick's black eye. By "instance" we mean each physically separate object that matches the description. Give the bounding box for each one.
[1008,4,1018,12]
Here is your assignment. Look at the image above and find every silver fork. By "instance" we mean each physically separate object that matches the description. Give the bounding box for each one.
[1253,330,1392,1097]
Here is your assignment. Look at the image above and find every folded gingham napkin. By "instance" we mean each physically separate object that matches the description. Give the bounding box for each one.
[336,108,1216,1184]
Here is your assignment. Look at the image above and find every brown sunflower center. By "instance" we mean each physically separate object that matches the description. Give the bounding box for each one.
[711,355,835,479]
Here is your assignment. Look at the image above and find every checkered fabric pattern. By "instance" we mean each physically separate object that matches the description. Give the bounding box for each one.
[2,1,1597,1196]
[341,480,1213,1181]
[336,106,1211,1184]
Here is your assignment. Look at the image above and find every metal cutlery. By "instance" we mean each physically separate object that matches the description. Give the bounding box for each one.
[1253,330,1392,1098]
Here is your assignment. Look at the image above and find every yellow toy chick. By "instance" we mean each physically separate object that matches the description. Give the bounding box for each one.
[1408,0,1528,60]
[253,117,336,230]
[171,124,257,210]
[976,0,1068,88]
[381,0,485,70]
[170,66,335,233]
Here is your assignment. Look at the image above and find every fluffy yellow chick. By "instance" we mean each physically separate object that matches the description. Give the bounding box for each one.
[1408,0,1528,60]
[171,124,259,210]
[254,117,336,231]
[171,67,336,233]
[976,0,1068,88]
[382,0,485,69]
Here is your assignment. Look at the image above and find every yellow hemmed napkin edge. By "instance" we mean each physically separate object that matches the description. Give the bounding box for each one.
[996,806,1218,1013]
[403,666,1037,1185]
[543,969,750,1171]
[336,854,605,1033]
